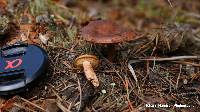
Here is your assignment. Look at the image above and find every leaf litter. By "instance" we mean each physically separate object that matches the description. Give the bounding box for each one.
[0,0,200,112]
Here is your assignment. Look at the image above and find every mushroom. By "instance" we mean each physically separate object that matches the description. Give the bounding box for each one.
[81,20,138,61]
[74,54,100,87]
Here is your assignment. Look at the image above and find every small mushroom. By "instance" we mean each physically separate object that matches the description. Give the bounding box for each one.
[81,20,138,61]
[74,54,99,87]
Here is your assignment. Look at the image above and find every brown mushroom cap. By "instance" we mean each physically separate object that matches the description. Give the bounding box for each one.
[74,54,99,69]
[81,20,137,44]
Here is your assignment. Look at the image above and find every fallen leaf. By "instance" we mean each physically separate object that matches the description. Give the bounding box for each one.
[39,33,49,44]
[1,97,16,111]
[0,0,7,15]
[20,24,34,32]
[43,99,60,112]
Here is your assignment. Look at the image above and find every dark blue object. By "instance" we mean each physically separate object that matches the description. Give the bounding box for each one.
[0,43,48,95]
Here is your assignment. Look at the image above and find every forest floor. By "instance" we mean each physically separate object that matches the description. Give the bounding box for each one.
[0,0,200,112]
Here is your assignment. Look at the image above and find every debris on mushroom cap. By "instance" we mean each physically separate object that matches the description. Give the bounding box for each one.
[74,54,99,68]
[81,20,137,43]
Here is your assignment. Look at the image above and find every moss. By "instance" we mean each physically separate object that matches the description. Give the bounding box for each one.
[135,0,172,20]
[29,0,49,16]
[67,25,77,42]
[0,16,9,35]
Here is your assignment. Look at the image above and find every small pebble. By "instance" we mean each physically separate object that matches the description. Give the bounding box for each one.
[183,79,188,84]
[110,83,116,86]
[101,89,106,94]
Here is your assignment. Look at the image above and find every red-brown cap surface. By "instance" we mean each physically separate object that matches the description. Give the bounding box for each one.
[81,20,137,44]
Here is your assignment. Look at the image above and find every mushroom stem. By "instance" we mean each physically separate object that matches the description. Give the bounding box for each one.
[82,61,99,87]
[107,44,116,62]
